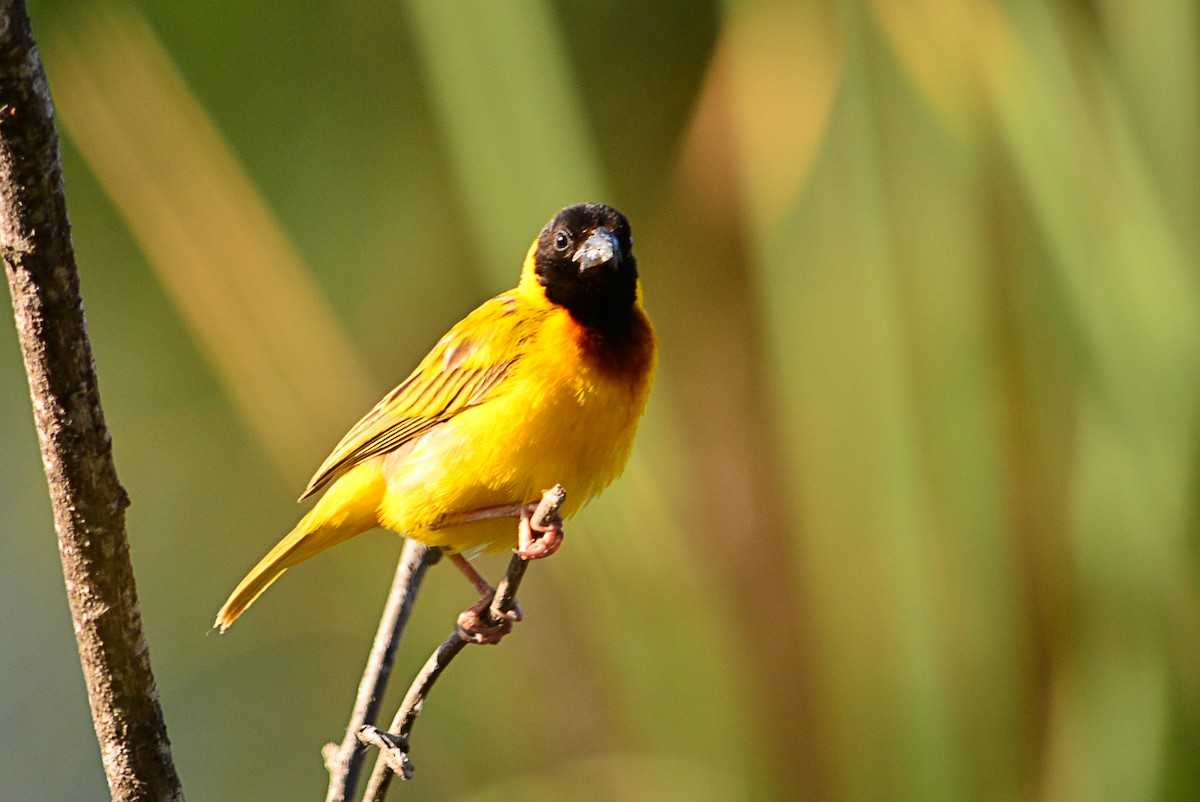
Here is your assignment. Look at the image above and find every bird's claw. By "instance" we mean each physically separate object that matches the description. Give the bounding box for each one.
[515,502,564,560]
[456,592,523,645]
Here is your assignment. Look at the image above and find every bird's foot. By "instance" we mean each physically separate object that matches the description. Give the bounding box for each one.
[515,501,564,560]
[456,590,522,645]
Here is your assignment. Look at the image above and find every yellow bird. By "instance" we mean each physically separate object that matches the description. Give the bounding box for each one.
[215,204,656,640]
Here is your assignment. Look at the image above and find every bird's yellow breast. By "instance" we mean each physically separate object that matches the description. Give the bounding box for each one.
[375,304,656,552]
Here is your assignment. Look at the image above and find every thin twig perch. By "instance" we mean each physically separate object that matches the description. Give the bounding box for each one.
[358,485,566,801]
[0,2,183,799]
[323,540,439,802]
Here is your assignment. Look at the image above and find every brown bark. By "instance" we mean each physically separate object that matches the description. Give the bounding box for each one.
[0,2,183,799]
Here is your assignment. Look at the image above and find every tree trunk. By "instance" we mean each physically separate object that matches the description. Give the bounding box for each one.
[0,2,184,799]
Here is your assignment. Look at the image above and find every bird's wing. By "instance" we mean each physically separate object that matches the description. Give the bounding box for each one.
[299,294,538,499]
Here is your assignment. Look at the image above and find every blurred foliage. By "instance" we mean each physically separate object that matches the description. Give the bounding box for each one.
[3,0,1199,800]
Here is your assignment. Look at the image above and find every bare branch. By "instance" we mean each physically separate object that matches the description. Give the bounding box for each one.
[359,633,467,791]
[0,2,183,799]
[359,485,566,800]
[324,540,438,802]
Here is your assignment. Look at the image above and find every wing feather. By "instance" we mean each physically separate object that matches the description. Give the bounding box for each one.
[299,294,539,500]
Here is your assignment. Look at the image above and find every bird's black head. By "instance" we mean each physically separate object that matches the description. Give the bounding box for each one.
[533,204,638,332]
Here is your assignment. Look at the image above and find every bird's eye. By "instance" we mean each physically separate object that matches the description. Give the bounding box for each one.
[554,231,571,251]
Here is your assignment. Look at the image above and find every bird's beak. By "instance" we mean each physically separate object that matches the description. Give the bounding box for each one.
[574,227,618,271]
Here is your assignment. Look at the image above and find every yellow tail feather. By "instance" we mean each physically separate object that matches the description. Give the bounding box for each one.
[215,523,307,632]
[215,464,383,631]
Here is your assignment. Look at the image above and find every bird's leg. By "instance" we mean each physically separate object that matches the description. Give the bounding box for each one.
[430,493,565,560]
[448,553,522,645]
[428,503,522,530]
[430,498,563,560]
[447,552,500,598]
[438,486,566,642]
[515,500,564,560]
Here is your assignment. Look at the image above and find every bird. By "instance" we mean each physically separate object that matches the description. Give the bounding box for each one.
[215,203,656,642]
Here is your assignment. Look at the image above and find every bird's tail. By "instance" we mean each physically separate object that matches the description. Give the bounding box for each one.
[214,464,383,631]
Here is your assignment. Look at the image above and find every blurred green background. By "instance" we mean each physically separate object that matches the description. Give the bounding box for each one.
[3,0,1199,799]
